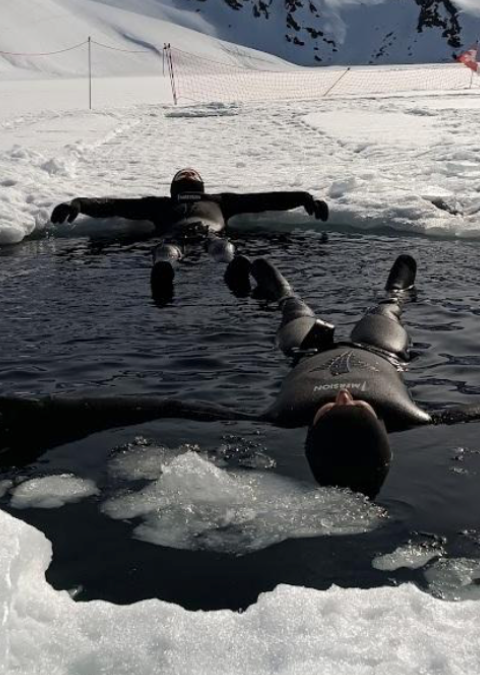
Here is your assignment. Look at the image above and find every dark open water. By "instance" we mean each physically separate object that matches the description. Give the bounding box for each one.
[2,226,480,610]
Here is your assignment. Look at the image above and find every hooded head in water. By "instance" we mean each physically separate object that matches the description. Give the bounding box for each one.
[304,393,391,499]
[170,168,205,198]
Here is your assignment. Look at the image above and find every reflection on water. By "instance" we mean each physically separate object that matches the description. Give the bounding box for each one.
[2,228,480,608]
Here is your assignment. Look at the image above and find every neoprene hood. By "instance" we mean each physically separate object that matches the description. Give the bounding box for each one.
[304,406,391,499]
[170,168,205,198]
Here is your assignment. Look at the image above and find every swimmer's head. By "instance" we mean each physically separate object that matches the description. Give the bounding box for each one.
[171,168,205,198]
[304,389,391,499]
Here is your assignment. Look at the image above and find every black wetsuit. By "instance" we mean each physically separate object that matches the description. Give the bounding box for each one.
[54,191,326,238]
[1,292,480,467]
[265,345,431,431]
[51,190,329,283]
[263,296,433,432]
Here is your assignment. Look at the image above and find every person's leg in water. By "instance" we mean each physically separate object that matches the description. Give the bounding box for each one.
[151,231,235,302]
[249,257,336,357]
[350,254,417,360]
[150,241,183,303]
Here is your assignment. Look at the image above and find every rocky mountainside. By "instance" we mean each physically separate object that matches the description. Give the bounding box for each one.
[175,0,479,65]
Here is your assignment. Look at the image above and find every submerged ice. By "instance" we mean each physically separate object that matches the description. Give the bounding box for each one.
[425,558,480,602]
[0,441,384,554]
[102,444,385,554]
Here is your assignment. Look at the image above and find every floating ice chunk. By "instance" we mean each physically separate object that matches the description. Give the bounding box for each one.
[10,474,99,509]
[424,558,480,601]
[373,542,444,571]
[108,438,187,481]
[102,449,385,554]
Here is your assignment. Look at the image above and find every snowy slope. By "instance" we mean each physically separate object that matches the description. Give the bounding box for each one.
[1,0,480,78]
[0,0,289,80]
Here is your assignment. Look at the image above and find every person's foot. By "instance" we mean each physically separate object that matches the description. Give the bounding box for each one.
[150,261,174,304]
[385,254,417,292]
[224,254,252,296]
[251,258,293,302]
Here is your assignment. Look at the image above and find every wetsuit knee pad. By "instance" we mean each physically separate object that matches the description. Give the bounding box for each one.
[206,238,235,262]
[152,244,183,265]
[351,314,409,356]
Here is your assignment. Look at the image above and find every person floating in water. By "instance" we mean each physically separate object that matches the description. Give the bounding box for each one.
[2,255,479,499]
[50,168,329,300]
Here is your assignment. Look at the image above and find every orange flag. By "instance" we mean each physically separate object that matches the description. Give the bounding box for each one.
[457,43,479,72]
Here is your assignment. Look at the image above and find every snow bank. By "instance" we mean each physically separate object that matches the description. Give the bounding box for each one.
[2,507,480,675]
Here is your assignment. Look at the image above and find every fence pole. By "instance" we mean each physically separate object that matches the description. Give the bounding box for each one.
[470,39,480,89]
[88,36,92,109]
[323,66,351,97]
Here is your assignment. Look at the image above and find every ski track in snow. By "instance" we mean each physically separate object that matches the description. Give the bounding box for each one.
[2,95,480,246]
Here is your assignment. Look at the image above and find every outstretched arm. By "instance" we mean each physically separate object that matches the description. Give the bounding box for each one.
[218,191,329,222]
[50,196,170,224]
[430,403,480,426]
[0,395,253,467]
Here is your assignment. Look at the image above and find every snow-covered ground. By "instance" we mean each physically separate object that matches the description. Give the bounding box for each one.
[2,78,480,246]
[3,2,480,673]
[2,506,480,675]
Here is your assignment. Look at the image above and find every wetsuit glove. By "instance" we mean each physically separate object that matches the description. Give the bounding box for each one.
[312,199,329,221]
[304,196,329,222]
[50,200,81,224]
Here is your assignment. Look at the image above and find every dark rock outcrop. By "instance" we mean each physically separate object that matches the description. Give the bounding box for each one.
[182,0,475,65]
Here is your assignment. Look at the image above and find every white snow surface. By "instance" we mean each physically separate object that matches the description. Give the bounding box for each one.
[2,507,480,674]
[2,84,480,246]
[0,0,290,80]
[3,4,480,673]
